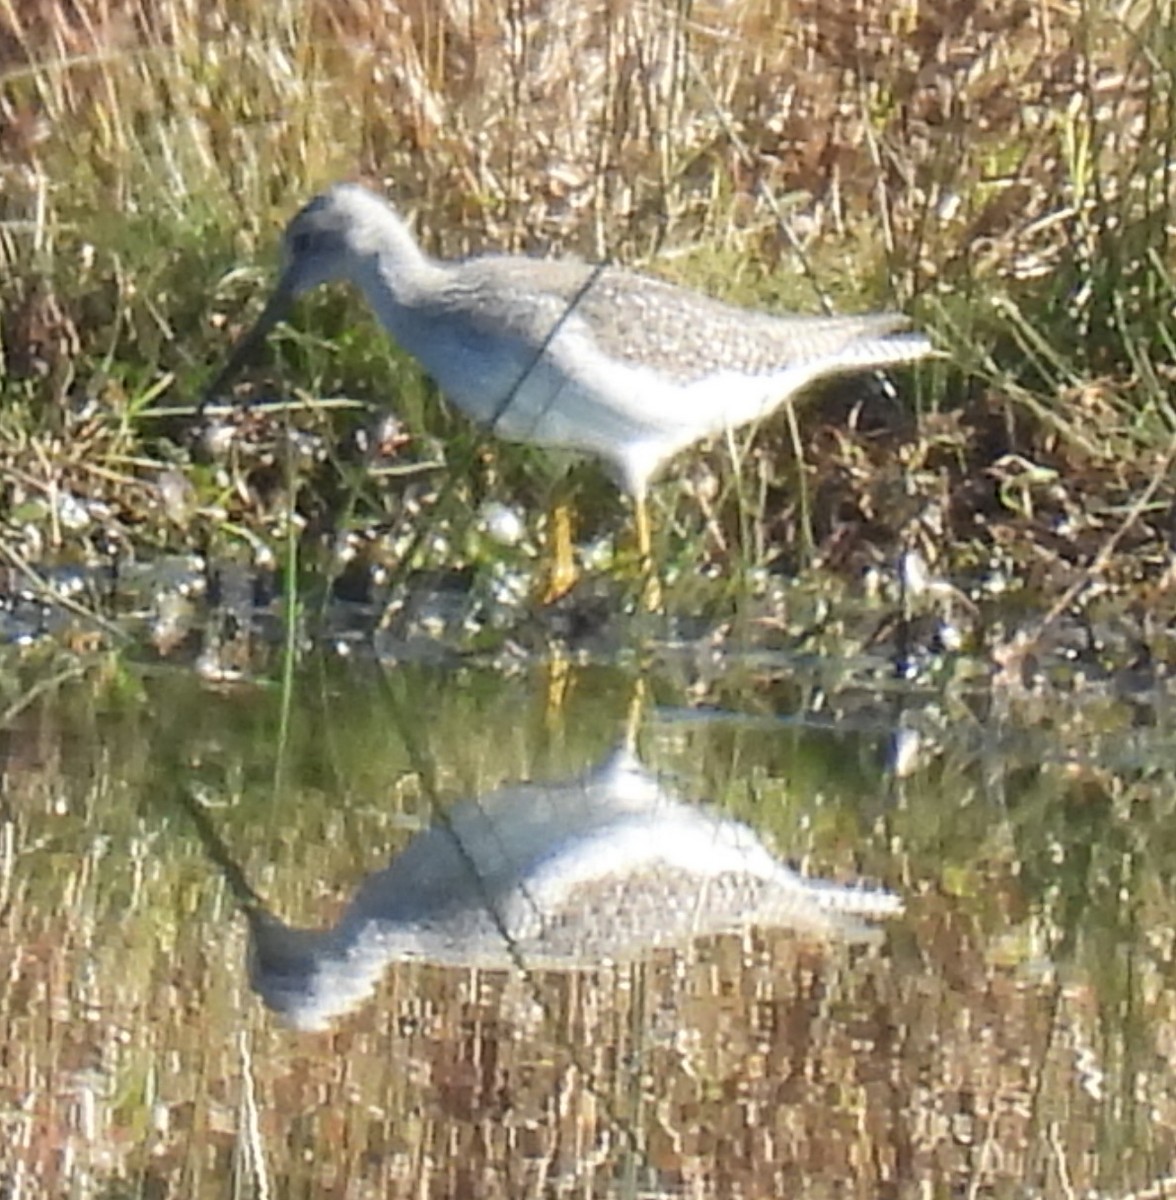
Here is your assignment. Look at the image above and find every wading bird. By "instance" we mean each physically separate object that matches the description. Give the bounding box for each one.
[207,184,931,604]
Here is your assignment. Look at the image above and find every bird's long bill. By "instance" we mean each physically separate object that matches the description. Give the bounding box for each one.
[203,276,296,405]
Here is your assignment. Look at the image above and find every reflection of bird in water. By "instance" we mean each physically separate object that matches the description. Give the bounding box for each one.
[181,745,902,1030]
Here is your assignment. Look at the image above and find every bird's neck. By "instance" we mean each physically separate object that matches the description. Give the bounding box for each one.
[352,231,447,339]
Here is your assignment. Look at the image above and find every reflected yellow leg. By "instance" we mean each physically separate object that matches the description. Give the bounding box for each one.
[544,646,572,729]
[634,493,663,611]
[623,672,648,748]
[539,499,578,604]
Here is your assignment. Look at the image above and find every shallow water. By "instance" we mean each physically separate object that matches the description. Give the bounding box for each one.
[3,617,1176,1198]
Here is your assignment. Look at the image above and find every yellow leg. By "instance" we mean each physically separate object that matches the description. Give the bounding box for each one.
[634,493,663,611]
[539,499,578,604]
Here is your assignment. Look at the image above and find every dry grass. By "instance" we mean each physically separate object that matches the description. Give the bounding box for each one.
[0,0,1174,603]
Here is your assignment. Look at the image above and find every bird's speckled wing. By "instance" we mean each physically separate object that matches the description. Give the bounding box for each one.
[430,254,918,383]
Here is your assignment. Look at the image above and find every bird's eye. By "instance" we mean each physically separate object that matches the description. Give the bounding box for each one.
[289,230,315,257]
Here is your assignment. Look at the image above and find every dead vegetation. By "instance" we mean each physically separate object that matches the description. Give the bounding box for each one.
[0,0,1174,621]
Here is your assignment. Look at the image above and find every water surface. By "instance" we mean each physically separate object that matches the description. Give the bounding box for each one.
[2,643,1174,1197]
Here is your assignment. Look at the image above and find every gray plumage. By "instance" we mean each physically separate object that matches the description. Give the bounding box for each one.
[246,745,902,1030]
[210,183,932,499]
